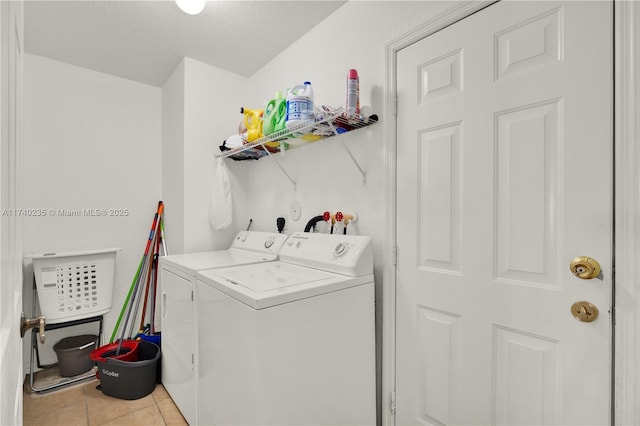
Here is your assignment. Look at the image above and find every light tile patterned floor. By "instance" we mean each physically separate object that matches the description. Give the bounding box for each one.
[23,379,187,426]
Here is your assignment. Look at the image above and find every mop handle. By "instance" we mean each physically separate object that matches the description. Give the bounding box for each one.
[150,217,164,334]
[147,218,162,333]
[109,202,164,343]
[125,203,164,338]
[160,217,168,257]
[127,204,163,339]
[128,225,157,337]
[109,250,145,343]
[138,225,159,331]
[116,212,159,353]
[117,254,148,354]
[121,202,164,339]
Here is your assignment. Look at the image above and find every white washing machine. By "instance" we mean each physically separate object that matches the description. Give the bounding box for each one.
[196,232,376,425]
[159,231,288,425]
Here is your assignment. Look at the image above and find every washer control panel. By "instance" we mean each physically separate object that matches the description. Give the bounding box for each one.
[231,231,288,254]
[280,232,373,276]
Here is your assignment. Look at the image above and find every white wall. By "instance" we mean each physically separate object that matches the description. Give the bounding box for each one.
[245,1,453,235]
[183,58,250,252]
[22,54,162,369]
[242,1,456,238]
[238,1,454,421]
[161,57,251,254]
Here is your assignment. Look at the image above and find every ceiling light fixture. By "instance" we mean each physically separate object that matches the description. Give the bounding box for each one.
[176,0,205,15]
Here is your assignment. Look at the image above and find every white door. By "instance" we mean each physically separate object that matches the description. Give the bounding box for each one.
[395,1,612,425]
[0,0,24,424]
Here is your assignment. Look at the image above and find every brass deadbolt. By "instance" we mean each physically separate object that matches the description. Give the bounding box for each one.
[569,256,602,280]
[571,301,599,322]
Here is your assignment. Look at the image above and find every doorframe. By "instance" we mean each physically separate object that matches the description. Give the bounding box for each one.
[0,0,24,424]
[612,1,639,425]
[382,1,639,425]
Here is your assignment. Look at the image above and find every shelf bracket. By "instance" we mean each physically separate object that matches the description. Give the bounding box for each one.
[263,147,297,191]
[338,139,367,184]
[326,120,367,184]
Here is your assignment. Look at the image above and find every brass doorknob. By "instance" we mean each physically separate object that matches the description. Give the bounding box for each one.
[20,312,46,343]
[569,256,602,280]
[571,301,599,322]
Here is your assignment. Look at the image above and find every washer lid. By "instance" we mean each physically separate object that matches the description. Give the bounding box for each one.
[197,261,372,309]
[158,231,287,276]
[160,249,277,276]
[219,262,334,291]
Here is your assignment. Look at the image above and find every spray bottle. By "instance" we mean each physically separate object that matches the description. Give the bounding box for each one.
[345,69,360,122]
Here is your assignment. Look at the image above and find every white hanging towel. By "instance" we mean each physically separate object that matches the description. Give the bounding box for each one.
[209,158,232,230]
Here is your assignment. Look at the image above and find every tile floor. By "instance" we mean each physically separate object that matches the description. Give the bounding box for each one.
[23,378,187,426]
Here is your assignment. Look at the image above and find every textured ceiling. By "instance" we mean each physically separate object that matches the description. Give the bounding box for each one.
[24,0,346,87]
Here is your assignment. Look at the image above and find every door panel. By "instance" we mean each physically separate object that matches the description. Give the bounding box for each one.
[396,2,612,424]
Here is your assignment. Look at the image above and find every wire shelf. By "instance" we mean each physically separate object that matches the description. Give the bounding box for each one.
[216,108,379,162]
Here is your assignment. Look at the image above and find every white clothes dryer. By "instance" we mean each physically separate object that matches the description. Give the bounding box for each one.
[196,232,376,425]
[159,231,288,425]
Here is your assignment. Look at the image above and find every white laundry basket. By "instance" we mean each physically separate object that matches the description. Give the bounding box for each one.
[29,248,120,324]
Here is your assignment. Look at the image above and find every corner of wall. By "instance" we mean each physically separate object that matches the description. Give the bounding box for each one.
[181,58,250,252]
[161,60,186,254]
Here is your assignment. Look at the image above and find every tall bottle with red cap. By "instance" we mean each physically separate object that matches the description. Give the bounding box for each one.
[346,69,360,121]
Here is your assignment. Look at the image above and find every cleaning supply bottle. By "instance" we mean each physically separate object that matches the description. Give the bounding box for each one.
[345,69,360,121]
[241,107,263,142]
[285,82,314,132]
[263,91,287,136]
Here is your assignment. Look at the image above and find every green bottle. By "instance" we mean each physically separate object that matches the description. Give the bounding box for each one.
[263,91,287,136]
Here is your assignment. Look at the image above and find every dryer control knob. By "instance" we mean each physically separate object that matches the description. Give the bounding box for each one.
[334,242,348,257]
[265,236,275,248]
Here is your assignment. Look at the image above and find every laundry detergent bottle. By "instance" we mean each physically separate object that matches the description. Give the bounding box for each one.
[263,91,287,136]
[285,82,314,131]
[241,107,263,142]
